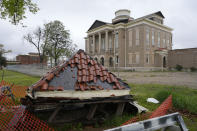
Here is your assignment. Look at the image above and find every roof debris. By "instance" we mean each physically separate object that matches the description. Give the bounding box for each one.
[28,49,130,99]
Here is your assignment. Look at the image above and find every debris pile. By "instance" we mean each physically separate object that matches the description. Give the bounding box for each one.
[21,49,136,123]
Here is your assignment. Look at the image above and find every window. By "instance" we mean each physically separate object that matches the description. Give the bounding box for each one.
[132,54,136,63]
[166,34,170,48]
[91,39,93,46]
[101,37,105,49]
[145,54,149,64]
[163,39,166,48]
[95,38,99,52]
[91,39,94,53]
[115,33,119,48]
[129,30,132,47]
[152,29,154,46]
[100,57,104,66]
[136,28,139,45]
[109,35,112,49]
[163,33,166,48]
[116,55,119,64]
[151,54,154,64]
[146,28,149,46]
[128,53,132,64]
[158,32,160,47]
[94,57,98,62]
[109,57,113,67]
[136,53,140,64]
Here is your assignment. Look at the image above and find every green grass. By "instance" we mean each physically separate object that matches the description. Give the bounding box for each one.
[130,83,197,131]
[0,70,40,86]
[0,70,196,130]
[155,90,197,114]
[102,113,135,127]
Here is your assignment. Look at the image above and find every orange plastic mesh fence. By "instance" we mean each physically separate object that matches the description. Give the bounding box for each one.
[0,80,54,131]
[122,95,172,126]
[149,95,172,118]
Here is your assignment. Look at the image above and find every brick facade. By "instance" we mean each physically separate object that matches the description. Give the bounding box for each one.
[16,53,47,65]
[168,48,197,69]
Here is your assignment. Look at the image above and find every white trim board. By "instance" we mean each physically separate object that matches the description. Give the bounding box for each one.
[31,90,130,100]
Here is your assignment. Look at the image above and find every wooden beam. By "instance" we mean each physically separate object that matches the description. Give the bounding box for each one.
[48,106,62,123]
[116,103,125,116]
[86,104,98,120]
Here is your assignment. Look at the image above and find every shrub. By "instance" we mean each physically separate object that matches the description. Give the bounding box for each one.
[190,67,197,72]
[175,64,183,71]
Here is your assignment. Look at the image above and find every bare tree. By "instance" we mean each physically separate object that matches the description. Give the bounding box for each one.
[24,27,47,64]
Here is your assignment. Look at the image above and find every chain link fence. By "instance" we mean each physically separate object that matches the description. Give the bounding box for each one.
[7,64,50,77]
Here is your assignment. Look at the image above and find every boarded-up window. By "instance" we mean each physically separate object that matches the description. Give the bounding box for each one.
[128,53,132,64]
[136,53,140,64]
[101,37,105,49]
[109,35,112,49]
[132,54,136,63]
[158,32,160,47]
[136,28,139,45]
[166,34,170,49]
[152,29,155,46]
[163,33,166,48]
[152,54,154,64]
[145,54,149,64]
[146,28,149,46]
[129,30,132,47]
[115,33,119,48]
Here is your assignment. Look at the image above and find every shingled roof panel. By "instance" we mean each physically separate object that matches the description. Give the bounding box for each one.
[30,50,131,92]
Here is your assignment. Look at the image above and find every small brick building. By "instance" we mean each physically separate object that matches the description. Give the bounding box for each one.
[16,53,47,65]
[168,48,197,69]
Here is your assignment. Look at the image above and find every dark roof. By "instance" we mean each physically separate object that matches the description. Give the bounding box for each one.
[87,20,107,31]
[112,19,129,25]
[31,49,130,92]
[154,11,165,18]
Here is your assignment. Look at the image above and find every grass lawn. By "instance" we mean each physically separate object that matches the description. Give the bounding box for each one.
[130,83,197,131]
[0,70,40,86]
[0,70,197,130]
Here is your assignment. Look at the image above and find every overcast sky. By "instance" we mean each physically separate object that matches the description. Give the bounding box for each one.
[1,0,197,59]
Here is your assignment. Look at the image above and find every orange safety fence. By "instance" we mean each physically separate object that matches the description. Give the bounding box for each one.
[0,80,55,131]
[0,80,28,98]
[122,95,173,126]
[0,79,173,130]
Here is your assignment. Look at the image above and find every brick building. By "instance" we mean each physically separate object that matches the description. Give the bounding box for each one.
[168,48,197,69]
[16,53,47,65]
[85,9,173,71]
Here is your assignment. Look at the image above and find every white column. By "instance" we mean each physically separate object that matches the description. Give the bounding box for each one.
[98,32,101,54]
[87,37,89,53]
[93,35,95,54]
[105,30,108,51]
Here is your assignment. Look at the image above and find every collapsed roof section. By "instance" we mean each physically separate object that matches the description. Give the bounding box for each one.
[28,49,131,99]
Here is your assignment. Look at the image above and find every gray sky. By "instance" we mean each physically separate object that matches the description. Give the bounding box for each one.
[1,0,197,59]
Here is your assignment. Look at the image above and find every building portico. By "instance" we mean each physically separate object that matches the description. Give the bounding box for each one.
[85,9,173,71]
